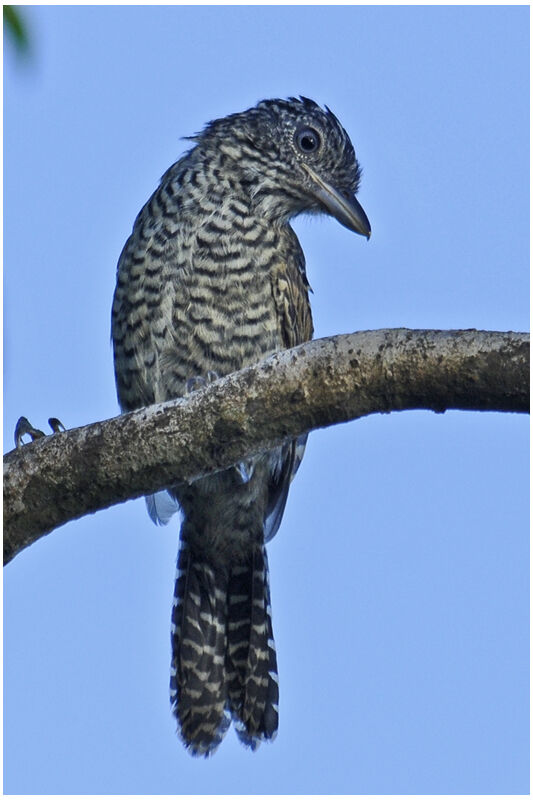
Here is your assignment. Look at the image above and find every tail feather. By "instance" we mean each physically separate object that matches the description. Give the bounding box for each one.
[170,544,229,756]
[171,541,279,755]
[227,546,279,747]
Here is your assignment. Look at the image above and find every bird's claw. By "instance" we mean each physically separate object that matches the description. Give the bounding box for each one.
[14,416,45,449]
[185,376,207,394]
[185,370,220,395]
[48,417,66,433]
[14,415,67,448]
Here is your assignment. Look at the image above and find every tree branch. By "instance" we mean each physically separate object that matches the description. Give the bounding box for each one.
[3,328,529,565]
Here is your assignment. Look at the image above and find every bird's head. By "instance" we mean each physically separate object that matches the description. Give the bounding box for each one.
[194,96,371,238]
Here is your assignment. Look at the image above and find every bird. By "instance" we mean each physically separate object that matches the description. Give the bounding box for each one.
[111,96,370,756]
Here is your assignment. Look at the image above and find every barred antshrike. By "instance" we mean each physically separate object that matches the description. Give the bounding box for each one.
[112,97,370,756]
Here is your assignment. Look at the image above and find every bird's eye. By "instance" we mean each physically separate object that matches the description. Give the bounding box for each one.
[295,127,321,154]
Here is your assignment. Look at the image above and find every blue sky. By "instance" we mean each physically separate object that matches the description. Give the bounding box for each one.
[3,5,529,794]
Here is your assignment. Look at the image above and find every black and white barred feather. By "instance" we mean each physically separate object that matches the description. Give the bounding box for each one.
[170,540,278,756]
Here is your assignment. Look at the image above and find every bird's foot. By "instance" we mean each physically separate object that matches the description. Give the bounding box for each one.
[14,416,66,448]
[14,416,45,448]
[185,370,220,394]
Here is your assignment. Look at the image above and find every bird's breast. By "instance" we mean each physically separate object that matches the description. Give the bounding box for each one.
[136,226,285,402]
[184,234,282,361]
[113,197,311,410]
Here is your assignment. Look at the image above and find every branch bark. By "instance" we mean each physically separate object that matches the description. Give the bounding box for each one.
[3,328,529,565]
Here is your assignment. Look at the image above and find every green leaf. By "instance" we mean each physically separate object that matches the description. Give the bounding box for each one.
[3,6,29,53]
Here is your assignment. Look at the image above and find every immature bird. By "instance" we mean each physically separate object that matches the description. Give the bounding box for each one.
[111,97,370,756]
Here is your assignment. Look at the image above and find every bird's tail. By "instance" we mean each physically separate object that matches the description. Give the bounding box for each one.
[170,540,278,756]
[170,542,230,755]
[226,546,279,748]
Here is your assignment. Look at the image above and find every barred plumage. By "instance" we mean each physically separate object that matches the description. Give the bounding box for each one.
[111,97,370,756]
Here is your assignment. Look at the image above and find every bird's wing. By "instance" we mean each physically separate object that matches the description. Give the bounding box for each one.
[270,232,313,350]
[264,230,313,542]
[263,434,308,543]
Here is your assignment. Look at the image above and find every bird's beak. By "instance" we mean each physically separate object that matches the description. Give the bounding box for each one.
[302,163,371,239]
